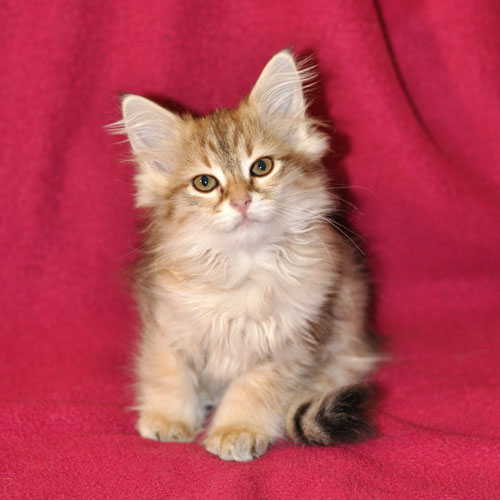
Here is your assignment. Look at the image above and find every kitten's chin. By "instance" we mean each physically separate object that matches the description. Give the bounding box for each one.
[216,216,269,247]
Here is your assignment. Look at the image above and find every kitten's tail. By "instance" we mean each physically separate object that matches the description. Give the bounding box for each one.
[286,384,375,446]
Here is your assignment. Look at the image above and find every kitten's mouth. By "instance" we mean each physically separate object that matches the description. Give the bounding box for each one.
[235,215,256,229]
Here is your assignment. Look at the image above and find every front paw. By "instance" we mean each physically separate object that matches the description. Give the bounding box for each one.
[137,411,197,442]
[204,425,271,461]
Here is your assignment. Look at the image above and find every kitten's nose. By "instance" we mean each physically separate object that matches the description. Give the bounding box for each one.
[230,195,252,215]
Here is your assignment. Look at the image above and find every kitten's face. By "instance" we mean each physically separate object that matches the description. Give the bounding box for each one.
[119,50,333,250]
[162,108,326,247]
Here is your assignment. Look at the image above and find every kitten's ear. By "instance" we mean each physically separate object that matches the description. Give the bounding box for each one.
[249,50,307,120]
[122,94,180,164]
[116,95,182,207]
[120,94,181,171]
[249,50,328,160]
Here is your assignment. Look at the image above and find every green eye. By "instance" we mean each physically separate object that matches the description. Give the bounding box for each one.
[193,175,219,192]
[250,157,274,177]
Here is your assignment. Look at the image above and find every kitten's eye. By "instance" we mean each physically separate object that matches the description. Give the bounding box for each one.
[250,157,274,177]
[192,175,219,192]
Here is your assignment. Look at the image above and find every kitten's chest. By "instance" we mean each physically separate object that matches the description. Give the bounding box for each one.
[177,243,327,333]
[193,250,281,321]
[162,242,330,385]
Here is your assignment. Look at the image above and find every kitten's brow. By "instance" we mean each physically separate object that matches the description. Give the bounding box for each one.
[245,136,254,157]
[206,112,251,173]
[200,153,213,169]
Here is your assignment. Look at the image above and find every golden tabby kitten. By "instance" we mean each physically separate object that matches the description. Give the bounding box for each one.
[115,50,379,461]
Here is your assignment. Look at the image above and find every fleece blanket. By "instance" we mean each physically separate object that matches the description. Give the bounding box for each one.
[1,1,499,498]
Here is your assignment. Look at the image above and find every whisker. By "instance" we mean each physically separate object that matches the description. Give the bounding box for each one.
[327,217,365,241]
[278,203,366,256]
[332,185,375,194]
[328,220,365,256]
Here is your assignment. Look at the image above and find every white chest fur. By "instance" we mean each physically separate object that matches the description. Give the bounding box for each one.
[154,235,334,388]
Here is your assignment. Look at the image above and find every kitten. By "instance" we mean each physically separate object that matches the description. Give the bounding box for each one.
[115,50,379,461]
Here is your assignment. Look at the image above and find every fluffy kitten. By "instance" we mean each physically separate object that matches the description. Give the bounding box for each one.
[115,50,379,461]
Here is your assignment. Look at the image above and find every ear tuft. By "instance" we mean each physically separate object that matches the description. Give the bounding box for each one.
[249,50,328,160]
[108,94,182,207]
[116,94,181,171]
[249,49,311,119]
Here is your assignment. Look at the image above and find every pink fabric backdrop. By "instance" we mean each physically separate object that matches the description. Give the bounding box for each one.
[1,1,499,498]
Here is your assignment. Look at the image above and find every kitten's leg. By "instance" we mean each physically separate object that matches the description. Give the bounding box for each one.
[135,332,203,442]
[204,361,302,461]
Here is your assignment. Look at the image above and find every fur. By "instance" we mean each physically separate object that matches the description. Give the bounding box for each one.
[111,50,379,461]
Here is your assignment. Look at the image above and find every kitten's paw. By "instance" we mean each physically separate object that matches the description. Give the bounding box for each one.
[204,426,270,461]
[137,412,197,442]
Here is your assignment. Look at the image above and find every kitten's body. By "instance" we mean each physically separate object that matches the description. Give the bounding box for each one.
[116,51,378,461]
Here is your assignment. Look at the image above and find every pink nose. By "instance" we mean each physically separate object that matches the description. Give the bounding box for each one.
[230,196,252,215]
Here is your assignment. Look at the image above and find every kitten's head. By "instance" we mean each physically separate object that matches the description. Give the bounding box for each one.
[117,50,334,252]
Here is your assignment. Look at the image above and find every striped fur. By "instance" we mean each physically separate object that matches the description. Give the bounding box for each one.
[287,384,374,445]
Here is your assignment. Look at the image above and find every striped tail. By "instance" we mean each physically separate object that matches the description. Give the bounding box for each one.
[286,384,375,445]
